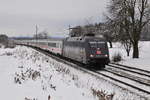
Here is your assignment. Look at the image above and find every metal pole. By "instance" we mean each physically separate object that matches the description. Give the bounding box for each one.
[36,25,38,44]
[69,25,71,37]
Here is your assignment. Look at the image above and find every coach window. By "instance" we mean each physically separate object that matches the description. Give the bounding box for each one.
[59,44,62,48]
[56,43,59,48]
[48,43,56,47]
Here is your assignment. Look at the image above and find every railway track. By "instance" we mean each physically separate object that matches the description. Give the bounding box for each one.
[109,63,150,78]
[105,67,150,86]
[27,46,150,98]
[92,69,150,95]
[97,65,150,95]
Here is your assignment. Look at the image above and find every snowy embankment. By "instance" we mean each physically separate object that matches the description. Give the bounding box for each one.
[109,41,150,71]
[0,46,147,100]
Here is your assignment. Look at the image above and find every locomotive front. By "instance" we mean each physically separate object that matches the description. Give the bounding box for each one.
[86,37,110,66]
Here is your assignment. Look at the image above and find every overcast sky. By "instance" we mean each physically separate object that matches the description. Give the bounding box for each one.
[0,0,109,37]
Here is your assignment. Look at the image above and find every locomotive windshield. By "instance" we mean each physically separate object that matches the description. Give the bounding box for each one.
[89,41,106,48]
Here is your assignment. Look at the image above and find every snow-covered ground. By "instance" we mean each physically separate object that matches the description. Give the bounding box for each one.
[109,41,150,71]
[0,41,149,100]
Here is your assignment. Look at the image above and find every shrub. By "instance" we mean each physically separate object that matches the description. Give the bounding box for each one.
[91,88,114,100]
[112,53,122,62]
[14,68,41,84]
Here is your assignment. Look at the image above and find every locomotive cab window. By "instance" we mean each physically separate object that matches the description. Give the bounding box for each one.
[89,41,106,48]
[48,43,56,47]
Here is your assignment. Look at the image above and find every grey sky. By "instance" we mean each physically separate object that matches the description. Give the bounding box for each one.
[0,0,108,37]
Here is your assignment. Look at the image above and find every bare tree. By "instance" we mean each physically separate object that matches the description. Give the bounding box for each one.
[106,0,150,58]
[103,20,118,48]
[119,32,132,56]
[0,34,8,47]
[141,22,150,40]
[34,30,49,39]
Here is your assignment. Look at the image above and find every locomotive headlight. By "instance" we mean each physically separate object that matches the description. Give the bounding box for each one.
[90,54,94,58]
[105,54,108,57]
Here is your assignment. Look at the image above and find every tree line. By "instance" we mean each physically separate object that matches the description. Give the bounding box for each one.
[0,34,16,48]
[69,0,150,59]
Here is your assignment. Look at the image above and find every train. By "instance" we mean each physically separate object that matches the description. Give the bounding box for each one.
[17,35,110,69]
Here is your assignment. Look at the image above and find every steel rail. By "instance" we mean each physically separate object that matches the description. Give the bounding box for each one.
[104,67,150,87]
[92,69,150,95]
[108,64,150,78]
[110,63,150,75]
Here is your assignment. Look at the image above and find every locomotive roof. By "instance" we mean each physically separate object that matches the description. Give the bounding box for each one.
[65,36,106,42]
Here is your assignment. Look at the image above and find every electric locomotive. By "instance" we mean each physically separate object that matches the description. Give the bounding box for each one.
[62,36,109,68]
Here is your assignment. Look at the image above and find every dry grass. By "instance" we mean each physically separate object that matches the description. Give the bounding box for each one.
[91,88,114,100]
[14,68,41,84]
